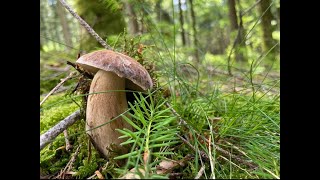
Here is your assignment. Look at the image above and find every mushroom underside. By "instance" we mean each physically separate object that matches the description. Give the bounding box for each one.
[86,70,133,158]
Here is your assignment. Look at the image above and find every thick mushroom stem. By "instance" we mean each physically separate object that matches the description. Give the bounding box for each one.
[86,70,133,158]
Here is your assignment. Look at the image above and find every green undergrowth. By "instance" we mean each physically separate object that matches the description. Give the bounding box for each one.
[40,93,107,178]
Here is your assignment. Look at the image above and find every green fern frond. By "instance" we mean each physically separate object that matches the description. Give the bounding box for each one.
[115,92,180,178]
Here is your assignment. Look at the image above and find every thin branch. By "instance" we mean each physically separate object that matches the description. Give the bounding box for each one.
[195,165,206,179]
[63,130,73,151]
[40,85,72,97]
[215,145,258,170]
[40,72,77,106]
[165,102,187,125]
[58,0,112,50]
[57,145,82,179]
[176,133,209,161]
[40,110,81,150]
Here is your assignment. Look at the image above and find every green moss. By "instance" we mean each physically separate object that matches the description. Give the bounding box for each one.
[40,94,80,134]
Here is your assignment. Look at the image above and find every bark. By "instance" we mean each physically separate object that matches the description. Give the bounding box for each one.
[40,1,47,51]
[56,1,73,51]
[155,0,173,23]
[188,0,199,63]
[227,0,238,31]
[40,110,81,150]
[227,0,247,62]
[124,1,139,35]
[259,0,274,52]
[178,0,186,46]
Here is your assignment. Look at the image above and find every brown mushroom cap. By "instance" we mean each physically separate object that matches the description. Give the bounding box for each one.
[76,50,153,91]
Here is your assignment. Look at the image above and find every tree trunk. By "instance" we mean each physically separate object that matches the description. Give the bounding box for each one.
[258,0,274,53]
[178,0,186,46]
[188,0,199,63]
[40,0,47,51]
[56,1,73,51]
[155,0,172,23]
[227,0,238,31]
[227,0,247,62]
[235,12,247,62]
[124,1,139,35]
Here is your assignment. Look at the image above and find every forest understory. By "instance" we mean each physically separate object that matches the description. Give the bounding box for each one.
[40,0,280,179]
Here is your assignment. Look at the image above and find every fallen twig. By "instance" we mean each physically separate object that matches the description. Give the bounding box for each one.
[176,134,209,161]
[215,145,258,170]
[64,130,73,151]
[194,165,206,179]
[87,173,97,179]
[40,110,81,150]
[58,0,112,50]
[41,85,72,97]
[40,71,77,106]
[165,102,186,125]
[57,145,81,179]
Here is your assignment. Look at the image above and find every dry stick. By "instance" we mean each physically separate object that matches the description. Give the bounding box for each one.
[176,134,209,161]
[166,101,258,169]
[40,110,81,150]
[40,71,77,106]
[165,102,187,125]
[58,0,112,50]
[41,85,72,97]
[63,130,73,151]
[194,165,206,179]
[215,145,257,170]
[87,174,97,179]
[57,145,82,179]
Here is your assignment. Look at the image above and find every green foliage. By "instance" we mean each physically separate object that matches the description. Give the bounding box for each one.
[115,92,179,178]
[40,94,79,134]
[40,0,280,178]
[74,0,126,50]
[73,159,98,178]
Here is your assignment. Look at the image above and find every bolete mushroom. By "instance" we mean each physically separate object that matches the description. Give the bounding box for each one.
[76,50,153,158]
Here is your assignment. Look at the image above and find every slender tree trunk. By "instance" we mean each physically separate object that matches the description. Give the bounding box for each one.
[227,0,247,62]
[184,0,191,47]
[235,11,247,62]
[40,1,46,51]
[124,1,139,35]
[155,0,172,23]
[56,1,73,51]
[227,0,238,31]
[258,0,274,53]
[52,4,62,51]
[188,0,199,63]
[178,0,186,46]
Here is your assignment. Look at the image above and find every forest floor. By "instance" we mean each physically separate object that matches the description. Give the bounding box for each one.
[40,47,279,179]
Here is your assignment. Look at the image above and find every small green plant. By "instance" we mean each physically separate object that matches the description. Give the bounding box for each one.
[115,92,180,178]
